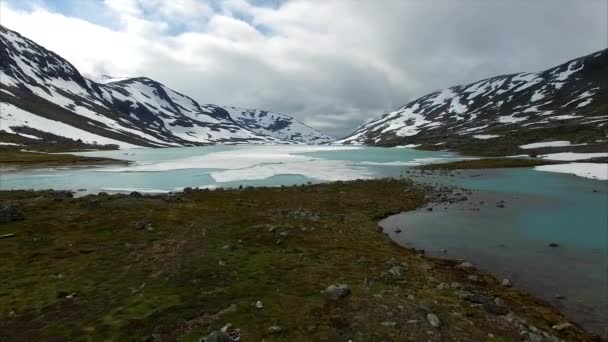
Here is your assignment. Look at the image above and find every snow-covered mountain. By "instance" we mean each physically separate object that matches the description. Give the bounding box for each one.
[337,50,608,152]
[0,26,332,148]
[222,107,333,144]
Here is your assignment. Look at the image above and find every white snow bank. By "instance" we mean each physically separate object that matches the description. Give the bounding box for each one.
[541,152,608,161]
[394,144,421,148]
[0,142,22,146]
[535,163,607,180]
[519,141,587,149]
[473,135,500,139]
[0,103,137,149]
[210,159,374,183]
[100,145,362,172]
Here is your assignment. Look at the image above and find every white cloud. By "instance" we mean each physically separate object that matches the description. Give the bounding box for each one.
[1,0,606,138]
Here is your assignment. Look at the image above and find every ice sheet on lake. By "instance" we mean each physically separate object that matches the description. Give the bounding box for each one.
[541,152,608,161]
[535,163,608,181]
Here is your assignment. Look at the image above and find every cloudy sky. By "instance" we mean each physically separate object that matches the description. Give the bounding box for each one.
[1,0,606,138]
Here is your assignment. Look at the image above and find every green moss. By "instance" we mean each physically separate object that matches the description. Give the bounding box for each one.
[0,180,595,341]
[420,158,562,170]
[0,149,126,167]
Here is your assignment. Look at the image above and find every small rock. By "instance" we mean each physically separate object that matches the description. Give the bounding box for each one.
[394,228,402,234]
[134,219,153,231]
[267,325,283,334]
[381,321,397,327]
[468,293,491,304]
[65,292,77,299]
[467,275,479,281]
[202,331,235,342]
[551,322,573,331]
[548,243,559,248]
[483,302,508,315]
[426,313,441,328]
[325,284,351,301]
[387,265,406,278]
[0,204,25,224]
[279,231,289,237]
[436,282,448,290]
[455,261,474,269]
[426,207,433,211]
[255,300,264,310]
[387,257,400,267]
[554,294,565,300]
[440,248,447,253]
[501,278,512,287]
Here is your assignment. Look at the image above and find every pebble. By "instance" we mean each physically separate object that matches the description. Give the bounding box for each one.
[552,322,573,331]
[255,300,263,309]
[426,313,441,328]
[267,325,283,334]
[456,261,474,269]
[325,284,351,300]
[467,275,479,281]
[501,278,512,287]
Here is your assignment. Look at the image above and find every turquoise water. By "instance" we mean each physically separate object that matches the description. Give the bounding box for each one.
[0,146,456,194]
[1,145,606,334]
[383,168,608,335]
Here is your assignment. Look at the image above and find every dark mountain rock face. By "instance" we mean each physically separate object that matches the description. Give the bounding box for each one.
[337,50,608,155]
[0,26,333,148]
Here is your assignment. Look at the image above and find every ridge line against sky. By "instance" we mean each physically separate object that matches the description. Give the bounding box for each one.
[1,0,606,138]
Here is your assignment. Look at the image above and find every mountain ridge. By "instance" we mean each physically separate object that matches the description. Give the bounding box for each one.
[337,49,607,155]
[0,25,332,149]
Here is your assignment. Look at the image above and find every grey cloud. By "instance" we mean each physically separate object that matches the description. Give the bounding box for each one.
[4,0,605,138]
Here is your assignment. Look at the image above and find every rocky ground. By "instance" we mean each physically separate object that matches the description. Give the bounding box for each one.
[0,180,599,341]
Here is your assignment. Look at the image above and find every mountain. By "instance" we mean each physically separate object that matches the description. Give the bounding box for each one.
[337,50,608,155]
[0,25,332,149]
[222,106,333,144]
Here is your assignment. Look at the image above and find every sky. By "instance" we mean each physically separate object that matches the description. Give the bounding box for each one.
[1,0,606,138]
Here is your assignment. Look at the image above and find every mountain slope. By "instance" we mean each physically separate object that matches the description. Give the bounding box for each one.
[222,106,334,144]
[337,50,608,154]
[0,25,332,149]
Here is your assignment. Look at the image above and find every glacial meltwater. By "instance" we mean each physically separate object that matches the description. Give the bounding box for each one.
[1,145,606,335]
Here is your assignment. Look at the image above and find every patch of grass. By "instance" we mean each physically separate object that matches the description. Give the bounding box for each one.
[420,158,562,170]
[0,149,126,167]
[0,180,595,341]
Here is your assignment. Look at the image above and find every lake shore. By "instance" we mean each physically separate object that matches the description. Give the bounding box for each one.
[0,148,128,168]
[0,179,598,341]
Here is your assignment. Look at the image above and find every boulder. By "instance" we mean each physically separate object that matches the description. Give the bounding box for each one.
[325,284,351,301]
[0,204,25,224]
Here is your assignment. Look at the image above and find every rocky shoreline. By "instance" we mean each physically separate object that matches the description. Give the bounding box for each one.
[0,180,600,341]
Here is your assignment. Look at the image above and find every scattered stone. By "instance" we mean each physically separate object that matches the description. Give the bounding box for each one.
[267,325,283,334]
[406,319,419,324]
[387,265,406,278]
[134,219,153,231]
[497,204,505,208]
[426,207,433,211]
[381,321,397,327]
[483,302,508,315]
[436,282,449,290]
[394,228,402,234]
[501,278,512,287]
[129,191,143,198]
[468,294,491,304]
[455,261,474,269]
[426,313,441,328]
[440,248,447,253]
[65,292,77,299]
[0,204,25,224]
[554,294,565,300]
[325,284,351,301]
[0,233,16,239]
[387,257,400,267]
[279,231,289,237]
[255,300,264,310]
[467,275,479,281]
[220,324,241,341]
[548,243,559,248]
[552,322,573,331]
[202,331,235,342]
